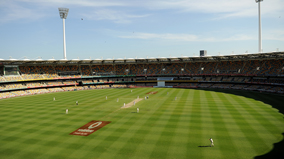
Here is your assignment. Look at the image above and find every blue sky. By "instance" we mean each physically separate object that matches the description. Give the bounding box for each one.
[0,0,283,60]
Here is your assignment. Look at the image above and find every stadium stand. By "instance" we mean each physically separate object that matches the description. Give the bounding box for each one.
[258,59,284,75]
[200,62,217,74]
[4,76,23,81]
[115,64,128,75]
[242,60,264,74]
[1,52,284,99]
[92,65,113,75]
[184,62,199,74]
[216,61,244,74]
[81,65,92,76]
[129,64,144,75]
[35,65,58,78]
[143,64,162,75]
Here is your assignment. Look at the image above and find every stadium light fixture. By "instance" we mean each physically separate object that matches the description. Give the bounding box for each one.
[58,8,69,59]
[144,69,147,75]
[255,0,263,53]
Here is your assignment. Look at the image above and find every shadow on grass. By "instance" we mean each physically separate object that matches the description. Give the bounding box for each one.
[198,146,211,147]
[194,88,284,159]
[255,133,284,159]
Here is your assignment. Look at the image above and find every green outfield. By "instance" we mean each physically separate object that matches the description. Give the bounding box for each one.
[0,88,283,159]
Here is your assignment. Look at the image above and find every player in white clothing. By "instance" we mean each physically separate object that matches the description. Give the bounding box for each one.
[137,107,139,113]
[209,138,214,147]
[53,97,55,101]
[66,109,68,114]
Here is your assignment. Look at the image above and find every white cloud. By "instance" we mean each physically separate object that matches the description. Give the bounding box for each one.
[1,0,283,24]
[19,0,125,7]
[127,0,284,18]
[0,2,45,24]
[82,9,150,24]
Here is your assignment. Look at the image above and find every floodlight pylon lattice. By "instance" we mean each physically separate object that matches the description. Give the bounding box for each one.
[58,8,69,59]
[255,0,263,53]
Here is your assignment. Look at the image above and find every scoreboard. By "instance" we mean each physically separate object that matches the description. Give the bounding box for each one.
[4,65,19,75]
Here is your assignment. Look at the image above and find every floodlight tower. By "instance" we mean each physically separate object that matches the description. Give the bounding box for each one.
[58,8,69,59]
[255,0,263,53]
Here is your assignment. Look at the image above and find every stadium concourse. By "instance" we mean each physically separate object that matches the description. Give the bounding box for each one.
[0,52,284,99]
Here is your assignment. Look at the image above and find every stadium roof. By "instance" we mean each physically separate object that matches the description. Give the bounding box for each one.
[1,51,284,65]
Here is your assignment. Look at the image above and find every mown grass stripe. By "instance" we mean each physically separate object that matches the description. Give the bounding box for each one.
[0,88,283,159]
[165,89,192,159]
[221,93,284,155]
[217,92,272,157]
[147,89,185,159]
[234,95,284,132]
[75,89,151,156]
[117,88,177,159]
[185,89,204,158]
[95,88,168,158]
[210,91,255,159]
[199,90,225,159]
[120,89,174,158]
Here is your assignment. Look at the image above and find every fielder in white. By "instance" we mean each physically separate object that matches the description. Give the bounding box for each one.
[124,103,125,107]
[209,138,214,147]
[106,96,107,100]
[53,97,55,101]
[137,107,139,113]
[66,109,68,114]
